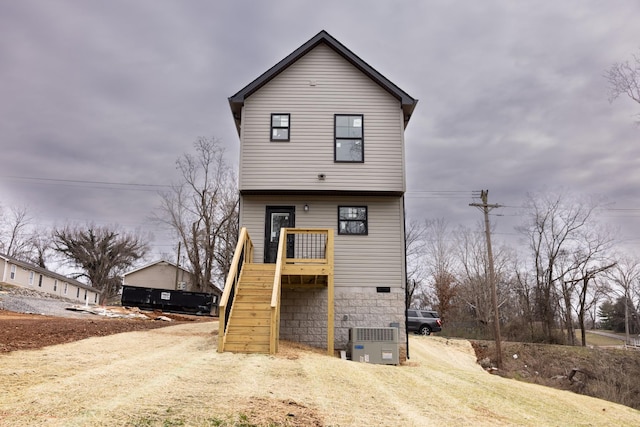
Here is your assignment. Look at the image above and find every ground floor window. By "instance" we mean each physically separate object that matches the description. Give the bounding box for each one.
[338,206,368,235]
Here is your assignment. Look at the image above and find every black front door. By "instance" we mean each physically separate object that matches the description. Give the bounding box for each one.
[264,206,295,263]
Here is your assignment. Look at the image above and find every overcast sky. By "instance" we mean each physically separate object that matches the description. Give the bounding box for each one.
[1,0,639,261]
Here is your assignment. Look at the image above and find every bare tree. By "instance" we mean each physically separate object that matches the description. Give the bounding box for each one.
[53,224,148,303]
[604,255,640,343]
[455,224,492,326]
[517,190,605,343]
[606,49,640,110]
[513,255,537,340]
[0,205,33,260]
[26,227,54,269]
[559,223,615,346]
[422,219,457,322]
[405,218,428,309]
[453,223,515,340]
[157,137,239,292]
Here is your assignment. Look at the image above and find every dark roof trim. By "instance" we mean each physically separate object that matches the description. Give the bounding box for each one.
[229,30,418,134]
[240,189,404,198]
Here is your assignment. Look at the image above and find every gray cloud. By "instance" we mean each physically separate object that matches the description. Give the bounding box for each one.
[1,0,639,257]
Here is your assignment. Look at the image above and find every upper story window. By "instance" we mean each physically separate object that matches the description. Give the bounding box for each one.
[271,113,290,141]
[338,206,368,235]
[10,265,16,280]
[29,271,34,285]
[335,114,363,162]
[38,274,43,287]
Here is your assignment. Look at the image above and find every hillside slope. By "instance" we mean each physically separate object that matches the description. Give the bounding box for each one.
[1,322,639,426]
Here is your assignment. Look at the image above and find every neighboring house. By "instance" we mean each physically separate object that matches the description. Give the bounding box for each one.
[219,30,417,356]
[122,259,223,301]
[0,253,101,304]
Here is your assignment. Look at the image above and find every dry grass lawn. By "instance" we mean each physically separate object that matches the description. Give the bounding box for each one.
[1,321,639,426]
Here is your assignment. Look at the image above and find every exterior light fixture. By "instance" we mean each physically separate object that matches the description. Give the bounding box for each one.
[304,204,310,212]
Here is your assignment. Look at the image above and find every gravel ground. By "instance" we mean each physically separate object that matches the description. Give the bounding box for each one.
[0,285,96,319]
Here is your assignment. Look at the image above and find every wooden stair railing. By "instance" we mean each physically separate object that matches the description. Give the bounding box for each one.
[218,227,253,353]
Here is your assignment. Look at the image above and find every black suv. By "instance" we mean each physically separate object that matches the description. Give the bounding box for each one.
[407,309,442,335]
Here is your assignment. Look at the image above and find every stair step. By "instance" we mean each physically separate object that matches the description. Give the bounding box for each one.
[233,307,271,314]
[226,325,271,335]
[242,264,276,272]
[231,310,271,320]
[235,294,273,302]
[228,317,271,327]
[226,333,270,342]
[239,282,274,288]
[223,342,270,353]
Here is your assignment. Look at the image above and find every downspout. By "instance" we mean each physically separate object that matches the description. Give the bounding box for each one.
[402,196,410,360]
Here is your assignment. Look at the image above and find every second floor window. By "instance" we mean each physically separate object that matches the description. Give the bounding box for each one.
[335,114,363,162]
[271,113,290,141]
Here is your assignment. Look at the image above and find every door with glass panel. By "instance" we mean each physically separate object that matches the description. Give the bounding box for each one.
[264,206,295,263]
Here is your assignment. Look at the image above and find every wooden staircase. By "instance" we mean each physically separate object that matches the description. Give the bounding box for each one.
[218,227,334,355]
[223,263,276,353]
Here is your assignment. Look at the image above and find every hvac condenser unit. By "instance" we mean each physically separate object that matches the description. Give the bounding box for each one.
[349,327,399,365]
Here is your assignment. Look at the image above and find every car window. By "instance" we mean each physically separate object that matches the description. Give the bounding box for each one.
[421,311,438,318]
[408,310,418,317]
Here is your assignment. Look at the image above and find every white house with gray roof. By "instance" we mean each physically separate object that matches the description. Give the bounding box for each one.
[0,253,101,304]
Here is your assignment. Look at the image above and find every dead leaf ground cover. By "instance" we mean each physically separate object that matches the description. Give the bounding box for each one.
[2,318,640,426]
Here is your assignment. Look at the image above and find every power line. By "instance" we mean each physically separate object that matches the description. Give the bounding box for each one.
[0,175,171,188]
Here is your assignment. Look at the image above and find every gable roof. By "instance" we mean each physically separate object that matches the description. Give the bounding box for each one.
[123,260,223,294]
[229,30,418,134]
[123,259,191,277]
[0,253,101,293]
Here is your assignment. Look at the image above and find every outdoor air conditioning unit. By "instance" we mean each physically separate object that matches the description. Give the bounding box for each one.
[348,327,399,365]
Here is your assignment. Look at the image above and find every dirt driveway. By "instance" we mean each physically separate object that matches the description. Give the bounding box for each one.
[2,319,639,426]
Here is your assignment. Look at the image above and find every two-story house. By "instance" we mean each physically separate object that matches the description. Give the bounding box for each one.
[219,30,417,357]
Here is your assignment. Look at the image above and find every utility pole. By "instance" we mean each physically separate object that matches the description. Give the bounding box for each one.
[470,190,503,368]
[174,241,181,290]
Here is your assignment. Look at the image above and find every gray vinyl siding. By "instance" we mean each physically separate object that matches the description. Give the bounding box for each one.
[239,43,405,193]
[240,195,405,290]
[124,264,195,292]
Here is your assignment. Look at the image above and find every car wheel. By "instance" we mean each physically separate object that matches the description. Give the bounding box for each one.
[419,325,431,336]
